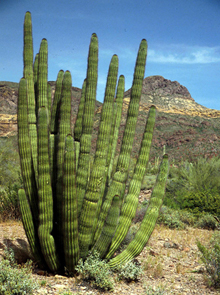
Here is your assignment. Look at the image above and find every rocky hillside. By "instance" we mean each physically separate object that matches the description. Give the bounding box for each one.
[1,76,220,162]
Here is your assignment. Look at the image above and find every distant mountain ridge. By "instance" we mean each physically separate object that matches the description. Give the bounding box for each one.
[1,77,220,163]
[124,76,220,118]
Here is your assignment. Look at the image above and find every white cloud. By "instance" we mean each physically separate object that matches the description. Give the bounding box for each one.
[148,45,220,64]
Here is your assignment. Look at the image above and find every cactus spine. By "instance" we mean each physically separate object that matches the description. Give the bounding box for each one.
[18,11,169,273]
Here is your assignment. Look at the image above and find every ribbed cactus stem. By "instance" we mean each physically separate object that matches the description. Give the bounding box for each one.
[76,33,98,216]
[108,154,169,268]
[38,39,48,110]
[23,11,36,124]
[17,78,38,221]
[92,195,120,259]
[115,39,147,184]
[37,106,59,272]
[23,12,38,180]
[51,70,64,134]
[91,74,124,245]
[55,71,72,251]
[107,75,125,184]
[74,79,86,171]
[94,39,148,243]
[62,135,79,271]
[18,189,46,269]
[78,54,118,259]
[106,106,156,259]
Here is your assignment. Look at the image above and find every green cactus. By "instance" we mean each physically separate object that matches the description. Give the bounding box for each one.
[18,11,169,273]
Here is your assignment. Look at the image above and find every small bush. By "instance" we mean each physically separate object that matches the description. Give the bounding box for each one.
[196,214,219,230]
[115,259,143,281]
[157,206,187,229]
[0,248,38,295]
[165,157,220,215]
[75,251,114,291]
[0,182,22,221]
[197,231,220,288]
[144,285,167,294]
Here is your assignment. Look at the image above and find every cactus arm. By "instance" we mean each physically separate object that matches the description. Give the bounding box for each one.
[23,12,38,180]
[47,82,52,122]
[76,33,98,216]
[62,135,79,271]
[37,39,48,110]
[51,70,64,134]
[108,154,169,268]
[17,78,38,222]
[74,79,86,142]
[37,107,60,272]
[23,11,36,124]
[74,79,86,171]
[91,74,124,245]
[107,75,125,184]
[114,39,147,185]
[18,189,46,268]
[55,71,72,252]
[78,54,118,259]
[106,106,156,259]
[94,39,148,244]
[92,195,120,259]
[33,53,39,116]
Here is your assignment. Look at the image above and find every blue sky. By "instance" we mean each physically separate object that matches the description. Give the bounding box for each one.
[1,0,220,109]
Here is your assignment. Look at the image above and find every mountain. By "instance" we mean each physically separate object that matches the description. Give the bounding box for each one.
[1,76,220,162]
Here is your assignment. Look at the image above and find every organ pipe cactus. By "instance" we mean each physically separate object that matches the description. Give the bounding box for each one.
[18,11,169,273]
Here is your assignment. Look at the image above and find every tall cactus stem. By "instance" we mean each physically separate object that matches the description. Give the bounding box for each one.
[76,33,98,216]
[17,78,38,222]
[91,74,124,245]
[55,71,72,252]
[106,105,156,259]
[78,54,118,258]
[108,154,169,268]
[62,135,79,271]
[37,39,48,110]
[18,189,46,269]
[94,39,147,243]
[37,107,60,272]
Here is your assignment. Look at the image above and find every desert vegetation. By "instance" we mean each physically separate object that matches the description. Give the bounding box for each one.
[1,10,220,295]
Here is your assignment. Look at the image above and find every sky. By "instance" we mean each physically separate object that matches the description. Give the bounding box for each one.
[1,0,220,109]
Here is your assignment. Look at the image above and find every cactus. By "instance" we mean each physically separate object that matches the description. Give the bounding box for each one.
[18,11,169,273]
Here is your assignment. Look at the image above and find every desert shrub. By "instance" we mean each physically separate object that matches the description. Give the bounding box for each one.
[0,137,20,187]
[181,190,220,217]
[0,248,38,295]
[75,251,114,291]
[115,259,143,281]
[157,206,187,229]
[144,286,167,294]
[0,181,22,221]
[197,231,220,288]
[196,214,219,230]
[164,157,220,214]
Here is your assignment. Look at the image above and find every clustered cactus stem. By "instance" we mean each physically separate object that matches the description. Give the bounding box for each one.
[18,11,169,273]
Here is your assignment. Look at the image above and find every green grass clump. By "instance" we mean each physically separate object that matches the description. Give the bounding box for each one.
[75,251,114,291]
[197,231,220,288]
[0,248,38,295]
